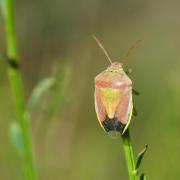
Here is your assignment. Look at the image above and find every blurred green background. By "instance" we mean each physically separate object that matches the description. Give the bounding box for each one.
[0,0,180,179]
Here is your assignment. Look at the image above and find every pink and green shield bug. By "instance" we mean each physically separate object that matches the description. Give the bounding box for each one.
[93,36,141,136]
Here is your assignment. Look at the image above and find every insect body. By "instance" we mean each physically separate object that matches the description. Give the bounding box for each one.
[95,62,133,135]
[94,36,140,136]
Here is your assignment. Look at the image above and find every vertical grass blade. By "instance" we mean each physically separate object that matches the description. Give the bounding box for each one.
[1,0,37,179]
[122,129,138,180]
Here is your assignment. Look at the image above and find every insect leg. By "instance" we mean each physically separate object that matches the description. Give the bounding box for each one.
[132,88,139,116]
[132,89,140,96]
[125,68,132,75]
[133,104,138,116]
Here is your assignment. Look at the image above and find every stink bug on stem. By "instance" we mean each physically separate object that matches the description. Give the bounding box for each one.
[93,36,141,137]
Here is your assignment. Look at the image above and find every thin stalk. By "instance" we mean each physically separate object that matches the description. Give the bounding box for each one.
[1,0,37,179]
[122,128,138,180]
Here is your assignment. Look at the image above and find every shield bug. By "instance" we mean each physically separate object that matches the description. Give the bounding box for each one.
[93,36,141,137]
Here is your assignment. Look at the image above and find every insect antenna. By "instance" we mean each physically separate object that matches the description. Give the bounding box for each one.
[92,35,113,64]
[123,39,142,62]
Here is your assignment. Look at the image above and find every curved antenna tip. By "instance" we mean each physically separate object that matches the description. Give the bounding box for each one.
[92,35,113,64]
[123,39,142,62]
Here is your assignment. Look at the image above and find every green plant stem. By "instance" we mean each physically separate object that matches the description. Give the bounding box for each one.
[122,128,138,180]
[1,0,37,179]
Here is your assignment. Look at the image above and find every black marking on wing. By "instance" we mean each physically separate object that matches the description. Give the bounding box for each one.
[102,117,126,134]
